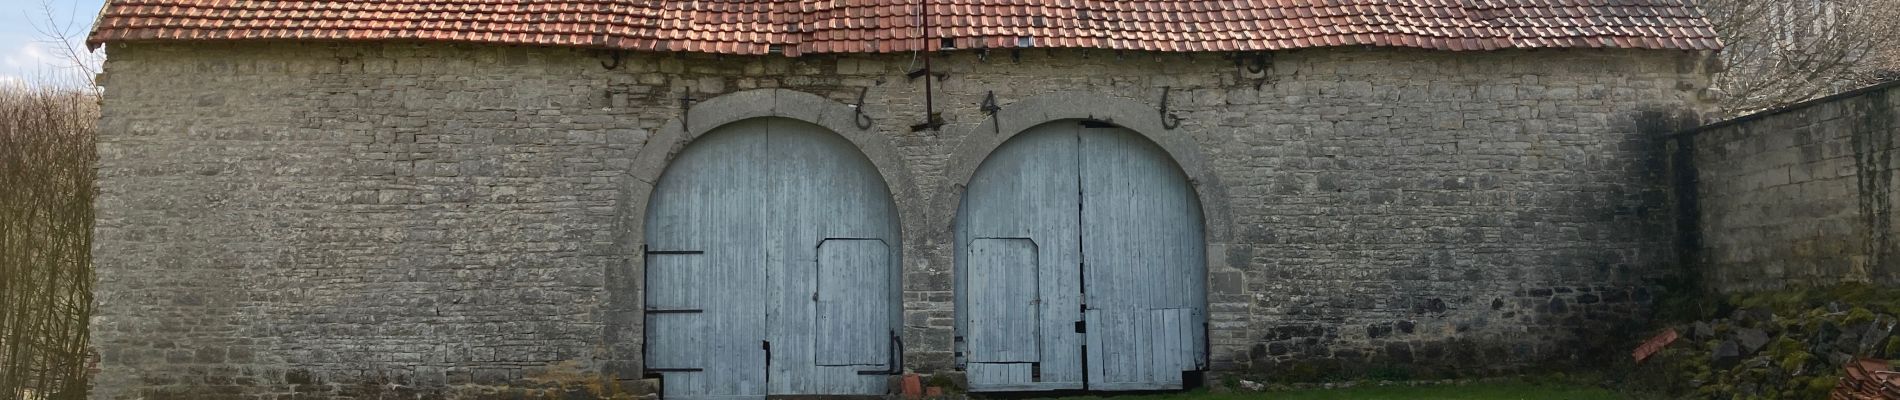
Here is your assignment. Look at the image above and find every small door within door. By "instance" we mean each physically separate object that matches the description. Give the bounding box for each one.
[964,238,1044,389]
[957,120,1207,392]
[815,239,893,368]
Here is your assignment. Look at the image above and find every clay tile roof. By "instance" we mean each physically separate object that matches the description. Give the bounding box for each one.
[86,0,1723,55]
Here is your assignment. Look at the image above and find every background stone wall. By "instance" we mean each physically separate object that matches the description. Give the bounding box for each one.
[1683,81,1900,292]
[91,42,1711,398]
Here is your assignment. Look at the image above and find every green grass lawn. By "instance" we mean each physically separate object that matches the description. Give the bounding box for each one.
[1037,382,1629,400]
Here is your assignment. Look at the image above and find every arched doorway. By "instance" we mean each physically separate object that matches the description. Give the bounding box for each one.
[644,117,901,399]
[956,120,1208,392]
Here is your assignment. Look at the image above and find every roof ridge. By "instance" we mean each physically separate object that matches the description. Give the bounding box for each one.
[86,0,1724,54]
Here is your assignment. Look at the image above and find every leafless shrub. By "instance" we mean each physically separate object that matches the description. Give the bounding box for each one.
[1701,0,1900,116]
[0,85,99,400]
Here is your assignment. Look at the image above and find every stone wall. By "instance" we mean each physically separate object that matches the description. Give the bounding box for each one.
[1682,81,1900,292]
[91,41,1712,399]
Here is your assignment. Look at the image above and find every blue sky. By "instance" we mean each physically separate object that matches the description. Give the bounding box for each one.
[0,0,107,86]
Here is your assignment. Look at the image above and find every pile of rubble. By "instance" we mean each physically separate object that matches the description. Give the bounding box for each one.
[1833,358,1900,400]
[1630,291,1900,399]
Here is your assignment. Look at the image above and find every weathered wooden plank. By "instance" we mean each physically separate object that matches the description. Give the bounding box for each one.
[1149,309,1171,385]
[967,363,1035,389]
[1191,308,1207,368]
[1131,313,1148,385]
[645,254,704,372]
[1152,308,1186,385]
[1080,308,1101,384]
[644,312,703,370]
[815,239,891,366]
[966,238,1040,363]
[1085,308,1150,385]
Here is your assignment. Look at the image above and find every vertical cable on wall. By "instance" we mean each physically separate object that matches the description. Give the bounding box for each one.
[909,0,944,132]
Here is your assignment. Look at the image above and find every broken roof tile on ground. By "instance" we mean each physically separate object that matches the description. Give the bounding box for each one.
[86,0,1724,55]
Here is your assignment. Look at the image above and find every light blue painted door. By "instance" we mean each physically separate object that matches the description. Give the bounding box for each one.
[958,121,1206,392]
[764,120,899,396]
[1079,125,1208,390]
[645,118,771,400]
[646,118,899,400]
[965,238,1045,389]
[957,124,1086,391]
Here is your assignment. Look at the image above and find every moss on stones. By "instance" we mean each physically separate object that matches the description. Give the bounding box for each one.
[1627,284,1900,399]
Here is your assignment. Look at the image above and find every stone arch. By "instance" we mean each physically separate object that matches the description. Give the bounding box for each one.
[934,91,1233,251]
[930,92,1240,383]
[605,88,916,378]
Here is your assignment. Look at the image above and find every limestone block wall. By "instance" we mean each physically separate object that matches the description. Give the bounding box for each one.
[91,42,1712,399]
[1684,81,1900,292]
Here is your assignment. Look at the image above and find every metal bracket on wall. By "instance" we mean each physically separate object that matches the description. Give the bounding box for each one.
[907,1,946,133]
[905,67,946,82]
[600,50,624,70]
[856,330,905,375]
[981,91,1002,134]
[678,94,698,128]
[911,113,945,132]
[1159,87,1183,130]
[908,66,946,132]
[1234,52,1273,89]
[852,86,874,130]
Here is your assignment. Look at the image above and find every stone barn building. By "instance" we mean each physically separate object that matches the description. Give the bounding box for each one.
[84,0,1722,398]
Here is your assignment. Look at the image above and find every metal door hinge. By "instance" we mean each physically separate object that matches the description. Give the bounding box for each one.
[856,331,905,375]
[641,244,703,256]
[644,308,704,314]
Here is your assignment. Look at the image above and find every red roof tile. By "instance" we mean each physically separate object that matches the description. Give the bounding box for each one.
[86,0,1723,55]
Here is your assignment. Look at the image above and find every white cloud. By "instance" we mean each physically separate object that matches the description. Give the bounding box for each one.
[0,39,102,86]
[3,41,52,67]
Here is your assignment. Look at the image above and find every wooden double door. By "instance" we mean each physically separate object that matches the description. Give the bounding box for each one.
[957,121,1209,392]
[644,118,899,400]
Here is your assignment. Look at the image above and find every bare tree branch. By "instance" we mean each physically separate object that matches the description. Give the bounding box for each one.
[1701,0,1900,116]
[26,0,104,89]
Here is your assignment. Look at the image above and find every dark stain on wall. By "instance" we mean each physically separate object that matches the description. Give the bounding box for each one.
[1683,80,1900,291]
[1643,108,1707,287]
[1851,89,1895,283]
